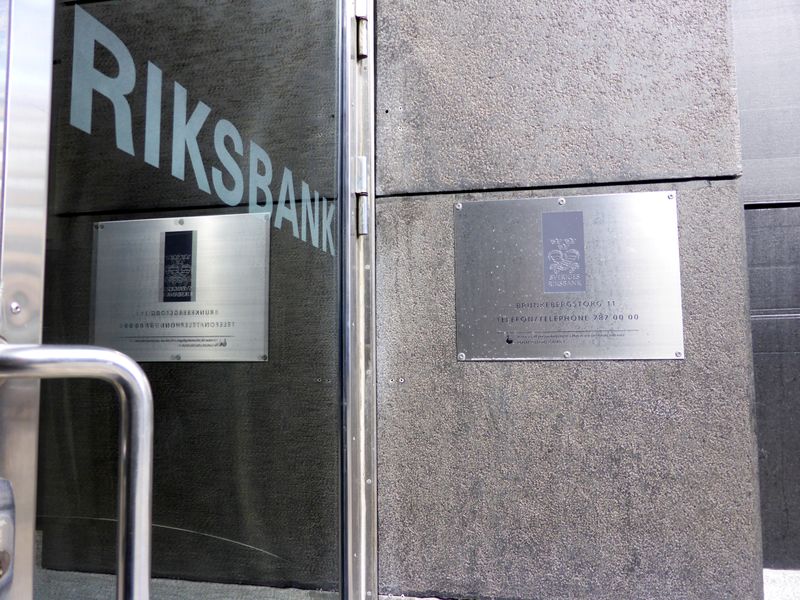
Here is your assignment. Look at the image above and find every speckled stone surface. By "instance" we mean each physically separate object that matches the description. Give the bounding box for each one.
[375,181,762,599]
[376,0,741,196]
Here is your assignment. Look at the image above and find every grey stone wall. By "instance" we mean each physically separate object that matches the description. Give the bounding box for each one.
[376,0,740,196]
[376,183,762,600]
[375,0,762,598]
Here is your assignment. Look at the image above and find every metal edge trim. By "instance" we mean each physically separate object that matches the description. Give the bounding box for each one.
[0,1,56,598]
[340,0,377,598]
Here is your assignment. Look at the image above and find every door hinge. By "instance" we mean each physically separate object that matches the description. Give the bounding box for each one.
[354,155,368,196]
[355,155,369,236]
[356,17,369,60]
[357,194,370,237]
[355,0,368,61]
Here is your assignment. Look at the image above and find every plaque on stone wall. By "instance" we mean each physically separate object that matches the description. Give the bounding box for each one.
[93,213,269,362]
[454,191,685,361]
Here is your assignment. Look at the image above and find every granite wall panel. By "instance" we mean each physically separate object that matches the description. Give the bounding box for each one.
[375,181,762,599]
[376,0,741,196]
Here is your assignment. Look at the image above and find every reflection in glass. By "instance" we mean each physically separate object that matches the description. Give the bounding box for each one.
[36,1,340,597]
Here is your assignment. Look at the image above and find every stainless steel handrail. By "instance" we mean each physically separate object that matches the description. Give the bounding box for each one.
[0,345,152,600]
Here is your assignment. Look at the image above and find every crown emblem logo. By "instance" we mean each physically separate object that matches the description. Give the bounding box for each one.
[547,237,581,274]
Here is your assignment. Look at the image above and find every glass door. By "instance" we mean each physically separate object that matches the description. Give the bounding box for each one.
[0,1,343,598]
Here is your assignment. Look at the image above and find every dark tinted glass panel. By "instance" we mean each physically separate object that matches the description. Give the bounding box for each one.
[746,207,800,569]
[36,2,339,597]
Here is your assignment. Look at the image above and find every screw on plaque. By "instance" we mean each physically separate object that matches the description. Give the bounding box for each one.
[457,352,466,361]
[455,203,463,210]
[9,302,21,315]
[558,197,566,205]
[563,351,571,358]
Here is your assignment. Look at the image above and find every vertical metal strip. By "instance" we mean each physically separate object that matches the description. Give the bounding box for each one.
[340,0,376,598]
[0,0,55,598]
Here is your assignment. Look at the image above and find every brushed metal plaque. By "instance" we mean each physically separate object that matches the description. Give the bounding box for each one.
[93,213,270,362]
[454,192,685,361]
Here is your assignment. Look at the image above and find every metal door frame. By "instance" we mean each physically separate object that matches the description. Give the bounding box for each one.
[0,0,55,597]
[340,0,377,598]
[0,0,379,598]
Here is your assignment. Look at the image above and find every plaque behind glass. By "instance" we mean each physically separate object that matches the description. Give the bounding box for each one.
[93,213,269,362]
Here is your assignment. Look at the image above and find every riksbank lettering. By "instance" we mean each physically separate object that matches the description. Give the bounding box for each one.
[69,6,335,256]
